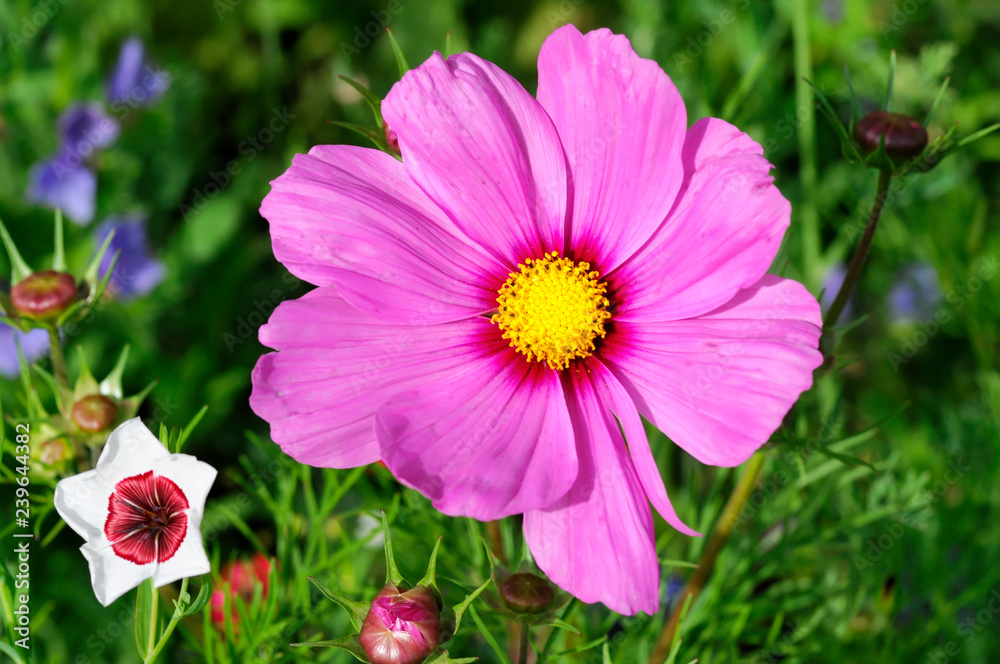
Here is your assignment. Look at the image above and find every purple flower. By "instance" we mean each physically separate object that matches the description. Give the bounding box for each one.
[58,103,120,158]
[26,151,97,225]
[0,323,49,378]
[95,215,166,299]
[888,262,941,324]
[107,38,170,109]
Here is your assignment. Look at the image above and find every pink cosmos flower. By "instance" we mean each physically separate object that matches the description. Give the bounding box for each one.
[251,24,822,614]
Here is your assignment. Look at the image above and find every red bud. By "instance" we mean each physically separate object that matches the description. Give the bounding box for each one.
[10,270,77,320]
[360,583,441,664]
[500,573,554,614]
[854,111,928,162]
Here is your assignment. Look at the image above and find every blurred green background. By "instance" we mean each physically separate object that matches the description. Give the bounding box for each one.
[1,0,999,662]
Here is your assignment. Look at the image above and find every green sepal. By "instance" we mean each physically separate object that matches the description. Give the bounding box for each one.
[98,345,131,399]
[330,120,391,152]
[444,31,453,58]
[52,211,67,273]
[417,535,443,591]
[119,380,158,422]
[291,634,368,661]
[338,75,384,125]
[447,575,492,637]
[0,219,33,285]
[307,576,370,631]
[382,511,405,586]
[72,345,100,399]
[385,28,410,77]
[83,229,117,289]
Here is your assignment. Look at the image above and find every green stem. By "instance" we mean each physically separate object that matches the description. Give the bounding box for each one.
[822,169,893,339]
[648,453,766,664]
[792,0,820,290]
[518,623,530,664]
[147,581,158,656]
[145,577,188,664]
[47,327,67,387]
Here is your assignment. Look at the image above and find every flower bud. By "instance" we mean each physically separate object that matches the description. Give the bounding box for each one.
[853,111,928,162]
[384,122,400,156]
[500,573,554,614]
[359,583,441,664]
[10,270,77,321]
[71,395,119,432]
[211,553,272,629]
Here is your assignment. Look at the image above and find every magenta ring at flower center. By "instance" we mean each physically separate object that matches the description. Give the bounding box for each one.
[104,470,189,565]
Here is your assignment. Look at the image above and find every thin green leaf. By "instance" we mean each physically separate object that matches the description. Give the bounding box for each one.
[385,28,410,77]
[338,74,384,124]
[467,604,511,664]
[0,219,33,283]
[134,579,155,658]
[451,575,492,635]
[181,579,213,618]
[884,50,896,112]
[177,405,209,452]
[924,76,951,127]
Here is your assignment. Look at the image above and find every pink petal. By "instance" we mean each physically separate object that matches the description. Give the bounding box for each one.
[602,275,822,467]
[250,287,485,467]
[523,365,660,615]
[587,359,699,536]
[383,52,568,268]
[536,25,687,272]
[260,145,499,323]
[376,343,577,521]
[612,117,791,322]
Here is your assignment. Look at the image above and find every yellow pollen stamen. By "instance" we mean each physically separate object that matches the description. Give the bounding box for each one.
[490,252,611,370]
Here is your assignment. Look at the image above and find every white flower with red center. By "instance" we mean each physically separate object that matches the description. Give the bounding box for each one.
[55,417,217,606]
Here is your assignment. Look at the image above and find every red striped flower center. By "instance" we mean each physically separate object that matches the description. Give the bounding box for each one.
[104,471,189,565]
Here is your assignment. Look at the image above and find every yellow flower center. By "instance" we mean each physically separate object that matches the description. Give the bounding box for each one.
[491,252,611,370]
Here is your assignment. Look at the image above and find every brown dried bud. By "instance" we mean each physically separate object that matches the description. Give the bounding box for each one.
[853,111,928,162]
[500,573,554,614]
[71,395,119,432]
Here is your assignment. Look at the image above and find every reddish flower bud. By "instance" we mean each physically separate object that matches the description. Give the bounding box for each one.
[384,122,400,155]
[500,573,554,614]
[853,111,928,162]
[10,270,77,320]
[360,583,441,664]
[71,395,119,433]
[211,553,273,629]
